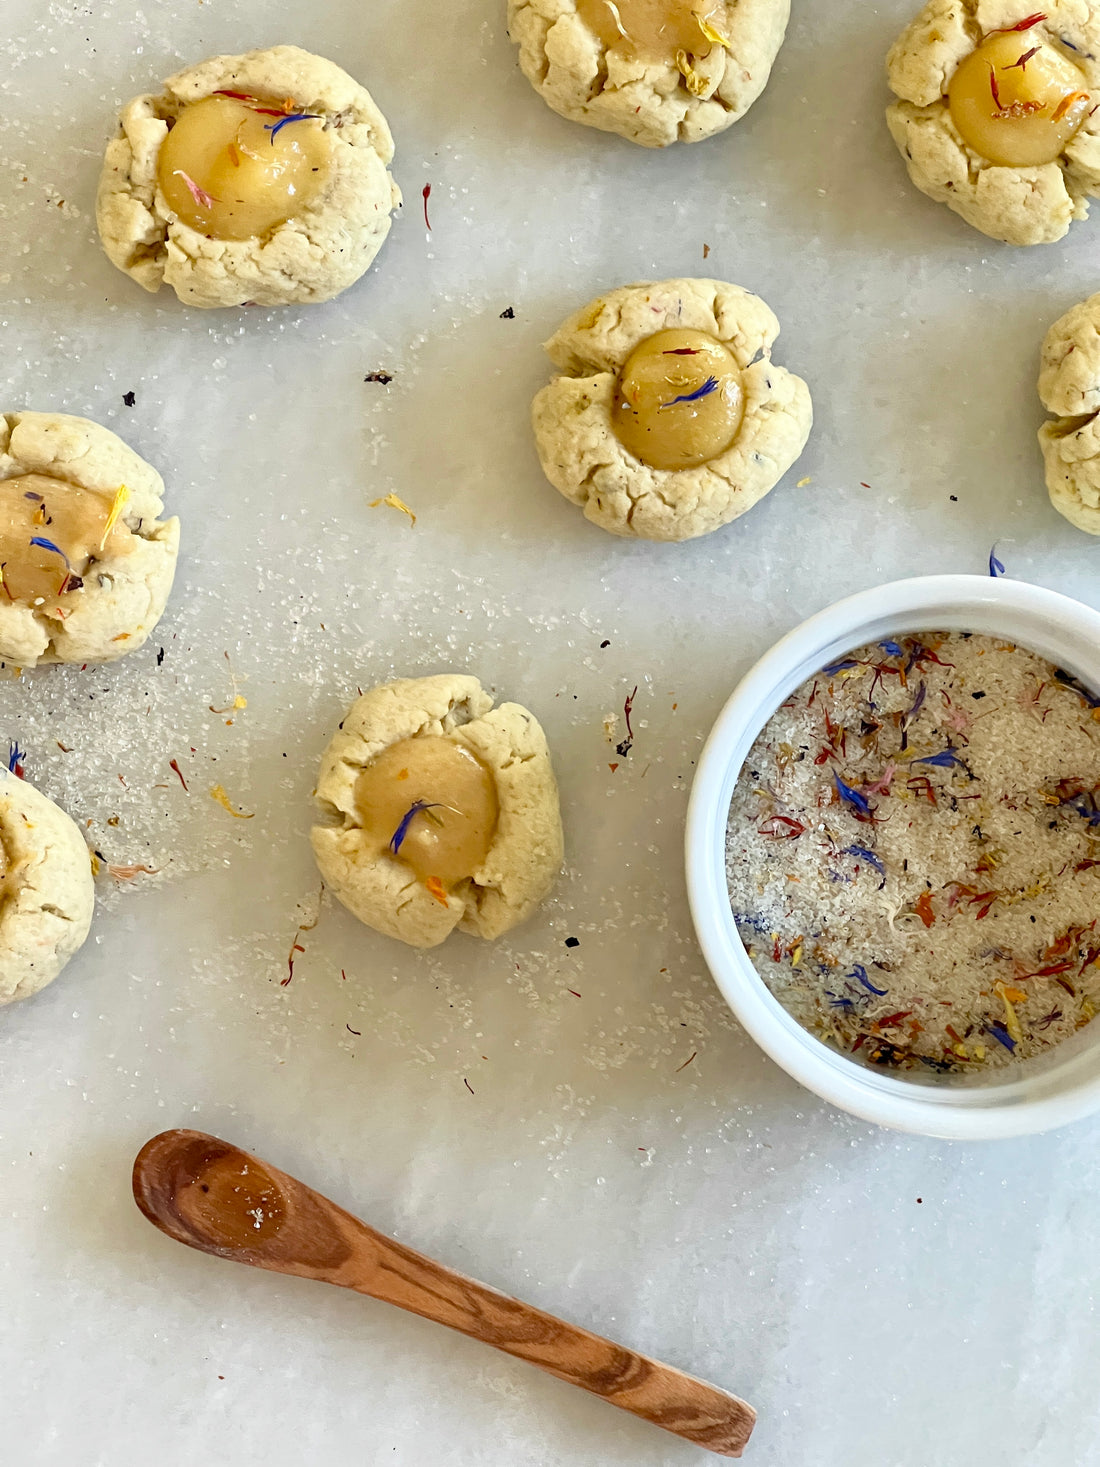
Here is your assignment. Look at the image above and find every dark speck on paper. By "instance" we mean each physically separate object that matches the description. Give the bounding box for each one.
[122,391,136,407]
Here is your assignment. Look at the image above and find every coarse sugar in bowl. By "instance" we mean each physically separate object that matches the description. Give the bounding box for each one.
[686,575,1100,1139]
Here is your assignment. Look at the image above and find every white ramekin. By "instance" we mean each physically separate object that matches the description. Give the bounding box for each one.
[686,575,1100,1140]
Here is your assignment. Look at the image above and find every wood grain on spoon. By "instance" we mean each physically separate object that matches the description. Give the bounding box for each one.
[133,1130,756,1458]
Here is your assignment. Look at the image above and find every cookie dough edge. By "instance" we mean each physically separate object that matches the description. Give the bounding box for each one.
[0,771,95,1004]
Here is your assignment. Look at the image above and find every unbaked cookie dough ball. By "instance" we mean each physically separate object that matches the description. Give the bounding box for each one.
[1038,291,1100,533]
[96,45,402,308]
[887,3,1100,246]
[507,0,791,148]
[0,412,179,667]
[0,768,95,1004]
[312,675,564,950]
[532,279,812,542]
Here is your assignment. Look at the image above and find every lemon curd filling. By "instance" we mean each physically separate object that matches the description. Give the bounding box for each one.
[0,473,132,606]
[611,327,746,472]
[575,0,730,59]
[355,737,500,889]
[947,27,1092,168]
[157,94,330,240]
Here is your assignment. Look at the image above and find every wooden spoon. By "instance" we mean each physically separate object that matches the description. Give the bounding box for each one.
[133,1130,756,1457]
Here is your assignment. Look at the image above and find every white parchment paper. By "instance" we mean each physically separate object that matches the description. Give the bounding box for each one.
[1,2,1098,1463]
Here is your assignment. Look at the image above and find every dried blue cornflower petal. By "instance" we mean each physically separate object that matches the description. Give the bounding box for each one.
[823,658,859,675]
[834,774,872,817]
[7,741,24,773]
[842,844,885,876]
[989,547,1006,578]
[29,536,70,567]
[904,683,927,724]
[1065,794,1100,826]
[879,641,904,657]
[849,964,888,997]
[827,992,855,1010]
[986,1021,1016,1052]
[1053,668,1100,708]
[899,681,928,752]
[660,376,719,409]
[389,800,444,855]
[264,112,321,142]
[913,747,964,769]
[732,911,770,934]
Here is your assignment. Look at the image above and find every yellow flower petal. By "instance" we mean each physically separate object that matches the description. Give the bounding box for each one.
[369,493,416,526]
[697,15,731,47]
[676,50,710,96]
[100,483,130,550]
[209,784,254,819]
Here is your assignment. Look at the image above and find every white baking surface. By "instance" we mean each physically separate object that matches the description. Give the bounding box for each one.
[2,2,1100,1463]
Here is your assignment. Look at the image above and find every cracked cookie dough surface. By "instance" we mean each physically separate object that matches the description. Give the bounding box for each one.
[0,412,179,667]
[886,2,1100,246]
[0,769,95,1005]
[1038,291,1100,533]
[532,279,812,542]
[96,45,401,308]
[311,675,564,950]
[507,0,791,148]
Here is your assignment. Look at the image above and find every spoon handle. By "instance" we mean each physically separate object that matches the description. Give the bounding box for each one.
[133,1131,755,1457]
[326,1206,754,1457]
